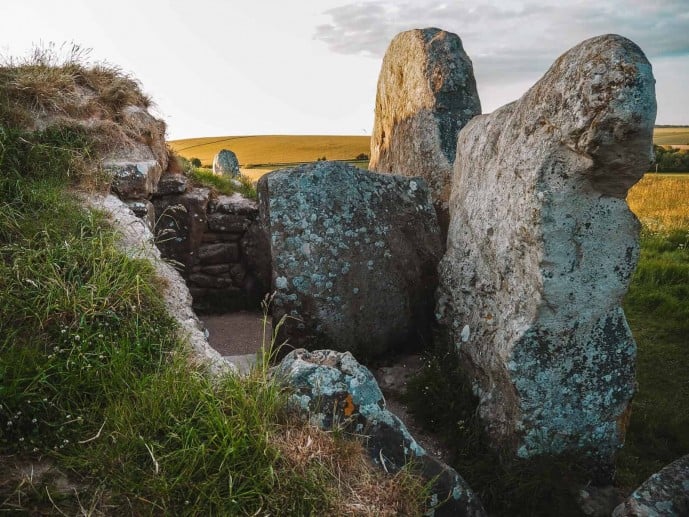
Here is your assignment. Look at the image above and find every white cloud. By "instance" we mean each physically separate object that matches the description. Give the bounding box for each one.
[314,0,688,119]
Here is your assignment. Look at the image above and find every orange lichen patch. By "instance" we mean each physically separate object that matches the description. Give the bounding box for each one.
[343,393,356,417]
[616,403,634,441]
[272,423,426,516]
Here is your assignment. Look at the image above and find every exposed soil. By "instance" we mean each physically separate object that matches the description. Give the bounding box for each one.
[373,355,452,462]
[199,311,270,356]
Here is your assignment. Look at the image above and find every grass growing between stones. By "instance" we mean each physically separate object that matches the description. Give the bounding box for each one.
[0,125,425,514]
[189,167,258,200]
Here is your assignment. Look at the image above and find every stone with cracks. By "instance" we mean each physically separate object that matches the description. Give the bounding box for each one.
[258,161,442,360]
[436,34,656,472]
[212,149,240,177]
[275,348,486,517]
[369,28,481,236]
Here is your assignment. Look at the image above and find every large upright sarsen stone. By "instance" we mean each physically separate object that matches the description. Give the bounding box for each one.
[369,28,481,235]
[436,35,656,470]
[258,161,442,360]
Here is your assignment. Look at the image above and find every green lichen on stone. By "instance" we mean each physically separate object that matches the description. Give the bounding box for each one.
[258,161,442,359]
[511,308,635,462]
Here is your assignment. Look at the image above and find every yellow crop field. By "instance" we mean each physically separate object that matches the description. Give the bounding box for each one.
[169,128,689,182]
[653,127,689,146]
[170,126,689,169]
[169,135,370,168]
[627,173,689,231]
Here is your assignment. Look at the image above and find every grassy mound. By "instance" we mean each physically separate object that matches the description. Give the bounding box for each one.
[0,57,425,514]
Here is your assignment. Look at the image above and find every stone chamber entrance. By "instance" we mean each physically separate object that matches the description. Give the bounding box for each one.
[150,173,272,370]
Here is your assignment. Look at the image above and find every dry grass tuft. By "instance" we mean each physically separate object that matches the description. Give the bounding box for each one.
[0,44,150,120]
[272,423,427,516]
[627,174,689,231]
[0,43,165,168]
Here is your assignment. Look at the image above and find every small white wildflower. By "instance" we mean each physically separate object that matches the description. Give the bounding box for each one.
[19,437,24,442]
[32,418,37,424]
[74,335,80,341]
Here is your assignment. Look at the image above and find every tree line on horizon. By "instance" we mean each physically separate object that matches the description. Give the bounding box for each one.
[653,145,689,172]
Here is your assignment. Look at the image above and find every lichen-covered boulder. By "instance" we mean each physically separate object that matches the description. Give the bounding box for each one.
[275,349,486,517]
[436,34,656,472]
[369,28,481,236]
[613,454,689,516]
[258,161,442,360]
[212,149,240,177]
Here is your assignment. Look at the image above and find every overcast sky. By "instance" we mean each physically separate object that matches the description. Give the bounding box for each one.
[2,0,687,139]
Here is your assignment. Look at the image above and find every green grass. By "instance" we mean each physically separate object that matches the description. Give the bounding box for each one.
[617,228,689,487]
[189,167,257,199]
[0,125,424,514]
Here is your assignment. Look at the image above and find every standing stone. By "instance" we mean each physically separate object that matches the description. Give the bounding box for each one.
[436,35,656,472]
[258,161,442,360]
[212,149,240,177]
[369,28,481,236]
